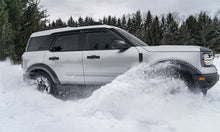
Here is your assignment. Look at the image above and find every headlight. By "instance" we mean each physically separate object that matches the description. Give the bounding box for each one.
[202,53,214,66]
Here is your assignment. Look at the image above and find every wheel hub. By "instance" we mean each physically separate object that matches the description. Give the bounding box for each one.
[36,77,51,93]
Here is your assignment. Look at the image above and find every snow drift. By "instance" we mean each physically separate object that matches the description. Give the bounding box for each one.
[1,58,220,132]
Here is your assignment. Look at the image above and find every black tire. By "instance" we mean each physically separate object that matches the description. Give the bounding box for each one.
[30,71,58,96]
[178,71,197,93]
[149,63,199,93]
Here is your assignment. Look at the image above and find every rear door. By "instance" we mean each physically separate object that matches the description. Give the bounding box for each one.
[82,28,140,85]
[44,31,84,84]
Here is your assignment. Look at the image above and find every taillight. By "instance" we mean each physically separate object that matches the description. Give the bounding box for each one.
[21,56,23,68]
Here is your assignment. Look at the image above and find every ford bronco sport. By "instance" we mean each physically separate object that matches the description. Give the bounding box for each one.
[22,24,219,95]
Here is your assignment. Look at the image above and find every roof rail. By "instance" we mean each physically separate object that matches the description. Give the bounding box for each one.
[38,25,68,32]
[68,22,104,27]
[37,22,104,32]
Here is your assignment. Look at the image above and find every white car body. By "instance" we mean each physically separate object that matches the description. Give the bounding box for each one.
[22,24,219,93]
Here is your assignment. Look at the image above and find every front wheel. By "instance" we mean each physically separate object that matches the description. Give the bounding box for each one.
[178,71,197,93]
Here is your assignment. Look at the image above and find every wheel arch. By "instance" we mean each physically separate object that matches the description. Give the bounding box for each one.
[25,63,61,85]
[153,59,201,75]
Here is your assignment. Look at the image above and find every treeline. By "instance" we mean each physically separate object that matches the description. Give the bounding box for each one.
[0,0,47,61]
[0,0,220,62]
[50,10,220,52]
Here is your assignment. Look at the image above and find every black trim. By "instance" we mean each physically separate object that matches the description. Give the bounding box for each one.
[154,60,218,91]
[25,64,61,84]
[156,60,201,74]
[25,38,31,52]
[139,53,143,63]
[200,47,212,52]
[193,73,219,90]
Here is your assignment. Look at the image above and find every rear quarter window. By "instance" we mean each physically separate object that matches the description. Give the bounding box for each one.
[27,36,51,51]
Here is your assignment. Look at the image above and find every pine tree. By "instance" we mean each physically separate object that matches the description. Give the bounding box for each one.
[161,13,179,45]
[145,28,153,45]
[78,17,84,26]
[145,16,162,45]
[135,10,142,31]
[178,22,194,45]
[213,17,220,52]
[143,10,154,44]
[130,13,138,34]
[185,15,198,46]
[117,18,122,28]
[185,15,198,36]
[102,16,107,24]
[1,0,47,61]
[196,12,217,48]
[0,0,15,60]
[151,16,162,45]
[51,21,56,27]
[55,18,66,27]
[85,16,94,24]
[127,16,132,32]
[160,15,166,35]
[67,16,76,26]
[144,10,152,30]
[166,13,174,27]
[107,16,112,25]
[213,17,220,34]
[111,16,117,26]
[121,15,127,29]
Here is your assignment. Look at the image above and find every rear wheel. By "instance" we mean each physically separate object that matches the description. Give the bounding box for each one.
[30,72,58,95]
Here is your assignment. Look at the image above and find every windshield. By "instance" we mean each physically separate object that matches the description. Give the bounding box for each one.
[115,28,148,46]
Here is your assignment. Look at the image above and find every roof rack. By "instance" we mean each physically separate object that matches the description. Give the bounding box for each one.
[37,22,104,32]
[68,22,103,27]
[38,25,68,32]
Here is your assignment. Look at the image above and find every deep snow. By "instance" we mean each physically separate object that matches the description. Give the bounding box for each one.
[1,59,220,132]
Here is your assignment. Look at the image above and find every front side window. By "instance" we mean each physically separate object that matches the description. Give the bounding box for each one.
[85,30,124,50]
[53,34,80,51]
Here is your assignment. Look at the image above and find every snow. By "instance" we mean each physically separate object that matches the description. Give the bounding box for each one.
[1,58,220,132]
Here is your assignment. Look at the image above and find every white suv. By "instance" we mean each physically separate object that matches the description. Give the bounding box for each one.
[22,24,219,95]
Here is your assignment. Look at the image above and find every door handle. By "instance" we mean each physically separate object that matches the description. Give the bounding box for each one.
[49,56,59,60]
[87,55,100,59]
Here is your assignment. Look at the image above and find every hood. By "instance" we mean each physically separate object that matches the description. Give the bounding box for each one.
[141,45,202,52]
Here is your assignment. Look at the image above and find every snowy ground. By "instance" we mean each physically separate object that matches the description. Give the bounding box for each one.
[1,59,220,132]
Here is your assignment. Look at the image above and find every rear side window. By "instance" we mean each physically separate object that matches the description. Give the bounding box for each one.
[27,36,49,51]
[52,34,80,51]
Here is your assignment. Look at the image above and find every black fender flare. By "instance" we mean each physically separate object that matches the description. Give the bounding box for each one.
[25,63,61,84]
[154,59,201,75]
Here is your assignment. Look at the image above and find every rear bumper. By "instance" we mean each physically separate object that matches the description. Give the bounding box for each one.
[193,73,219,91]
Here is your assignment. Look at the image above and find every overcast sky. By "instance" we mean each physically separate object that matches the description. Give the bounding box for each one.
[41,0,220,22]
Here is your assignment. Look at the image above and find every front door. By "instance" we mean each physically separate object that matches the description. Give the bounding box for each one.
[83,29,140,85]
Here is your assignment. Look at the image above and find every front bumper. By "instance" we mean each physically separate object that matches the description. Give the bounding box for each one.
[193,73,219,91]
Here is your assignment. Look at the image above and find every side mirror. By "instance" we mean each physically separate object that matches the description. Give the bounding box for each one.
[112,40,129,49]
